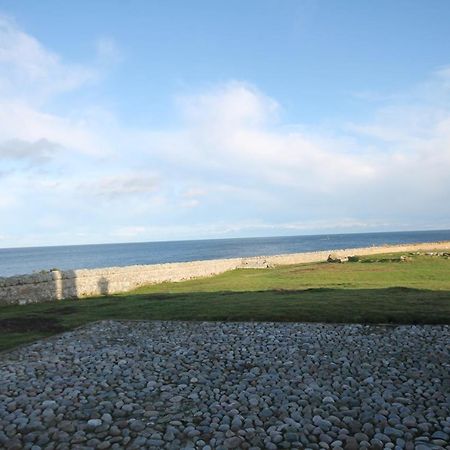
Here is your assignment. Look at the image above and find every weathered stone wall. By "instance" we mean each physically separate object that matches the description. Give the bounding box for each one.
[1,241,449,305]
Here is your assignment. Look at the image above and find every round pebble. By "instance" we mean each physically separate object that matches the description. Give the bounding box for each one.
[0,320,448,449]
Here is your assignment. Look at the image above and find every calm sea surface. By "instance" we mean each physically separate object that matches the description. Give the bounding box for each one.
[1,229,450,277]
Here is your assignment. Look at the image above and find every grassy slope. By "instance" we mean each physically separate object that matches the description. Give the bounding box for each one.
[1,253,449,351]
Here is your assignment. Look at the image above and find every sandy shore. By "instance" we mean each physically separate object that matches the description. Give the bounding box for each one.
[256,240,450,266]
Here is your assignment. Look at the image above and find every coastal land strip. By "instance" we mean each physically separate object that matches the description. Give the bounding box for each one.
[1,240,450,306]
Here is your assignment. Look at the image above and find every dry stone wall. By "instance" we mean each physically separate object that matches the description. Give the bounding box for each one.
[1,241,449,305]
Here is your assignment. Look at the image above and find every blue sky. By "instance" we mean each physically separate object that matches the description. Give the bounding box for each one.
[0,1,450,247]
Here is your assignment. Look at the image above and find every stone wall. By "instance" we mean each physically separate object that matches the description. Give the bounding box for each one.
[1,241,449,305]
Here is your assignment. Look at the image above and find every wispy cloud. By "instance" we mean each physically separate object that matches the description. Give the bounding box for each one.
[84,173,160,199]
[0,14,449,247]
[0,138,60,163]
[0,15,115,159]
[0,15,95,102]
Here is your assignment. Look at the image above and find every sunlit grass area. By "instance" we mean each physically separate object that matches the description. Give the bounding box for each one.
[1,252,449,351]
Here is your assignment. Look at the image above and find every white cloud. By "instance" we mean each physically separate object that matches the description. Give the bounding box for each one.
[106,217,403,244]
[111,226,148,239]
[170,83,376,188]
[172,75,449,211]
[0,13,449,247]
[0,192,17,209]
[183,187,207,198]
[0,15,95,102]
[177,81,279,128]
[0,138,60,163]
[0,15,116,159]
[83,173,160,199]
[179,187,207,208]
[0,98,114,159]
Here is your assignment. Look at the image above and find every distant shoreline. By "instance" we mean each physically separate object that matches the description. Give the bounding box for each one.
[1,239,450,280]
[1,240,450,306]
[2,229,450,278]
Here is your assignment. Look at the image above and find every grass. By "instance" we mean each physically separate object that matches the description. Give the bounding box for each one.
[1,252,450,351]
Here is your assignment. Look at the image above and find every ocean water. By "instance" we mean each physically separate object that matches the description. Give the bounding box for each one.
[0,229,449,277]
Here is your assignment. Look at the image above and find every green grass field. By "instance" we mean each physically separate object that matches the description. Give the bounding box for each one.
[1,252,449,351]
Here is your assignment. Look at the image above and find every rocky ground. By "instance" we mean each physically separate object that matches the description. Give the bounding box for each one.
[0,321,449,450]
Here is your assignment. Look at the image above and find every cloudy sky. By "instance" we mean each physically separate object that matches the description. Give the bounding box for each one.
[1,1,450,248]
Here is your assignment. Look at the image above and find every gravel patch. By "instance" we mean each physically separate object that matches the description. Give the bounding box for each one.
[1,320,449,449]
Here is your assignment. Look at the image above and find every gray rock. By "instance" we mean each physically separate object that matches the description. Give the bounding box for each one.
[0,321,448,449]
[87,419,102,429]
[224,436,243,448]
[285,432,299,442]
[41,401,57,409]
[431,431,448,440]
[344,437,358,450]
[129,420,145,432]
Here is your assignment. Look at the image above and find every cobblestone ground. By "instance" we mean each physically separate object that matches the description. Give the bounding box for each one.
[1,321,449,449]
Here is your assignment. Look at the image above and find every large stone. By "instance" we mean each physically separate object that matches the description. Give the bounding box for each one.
[87,419,102,429]
[327,254,348,263]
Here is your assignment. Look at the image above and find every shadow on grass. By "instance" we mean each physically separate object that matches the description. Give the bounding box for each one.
[1,287,449,351]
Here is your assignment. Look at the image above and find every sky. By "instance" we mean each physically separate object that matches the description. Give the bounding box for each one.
[0,0,450,248]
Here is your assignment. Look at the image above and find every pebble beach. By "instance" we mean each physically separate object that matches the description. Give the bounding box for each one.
[1,321,449,449]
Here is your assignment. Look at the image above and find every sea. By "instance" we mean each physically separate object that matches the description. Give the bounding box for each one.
[1,229,450,277]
